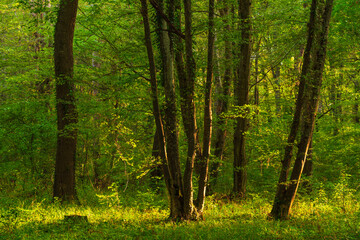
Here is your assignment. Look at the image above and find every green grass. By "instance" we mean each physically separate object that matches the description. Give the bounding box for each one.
[1,190,359,240]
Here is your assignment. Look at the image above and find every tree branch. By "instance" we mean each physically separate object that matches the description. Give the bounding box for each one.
[149,0,185,39]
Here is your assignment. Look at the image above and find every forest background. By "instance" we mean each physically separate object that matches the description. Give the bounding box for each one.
[0,0,359,239]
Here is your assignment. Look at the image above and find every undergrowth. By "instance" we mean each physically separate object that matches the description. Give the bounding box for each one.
[0,186,359,240]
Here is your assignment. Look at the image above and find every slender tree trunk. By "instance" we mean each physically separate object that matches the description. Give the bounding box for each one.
[233,0,252,197]
[91,53,102,189]
[263,69,271,119]
[146,0,188,220]
[270,0,317,218]
[270,0,333,220]
[140,0,177,219]
[254,40,261,107]
[196,0,215,214]
[53,0,79,202]
[150,126,163,189]
[209,0,232,193]
[181,0,197,219]
[158,2,179,174]
[157,0,185,220]
[302,138,313,191]
[158,0,195,220]
[272,66,281,114]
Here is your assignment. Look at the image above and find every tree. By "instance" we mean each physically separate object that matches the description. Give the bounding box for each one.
[209,0,232,193]
[233,0,252,197]
[178,0,198,218]
[53,0,79,202]
[148,0,215,219]
[146,0,186,221]
[156,0,185,220]
[195,0,215,213]
[270,0,334,220]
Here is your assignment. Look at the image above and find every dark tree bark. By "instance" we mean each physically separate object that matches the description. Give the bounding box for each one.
[53,0,79,202]
[157,1,180,176]
[209,0,232,193]
[270,0,334,220]
[140,0,174,211]
[233,0,252,197]
[195,0,215,214]
[157,0,185,220]
[181,0,198,219]
[150,0,200,220]
[149,0,185,39]
[270,0,318,217]
[141,0,186,221]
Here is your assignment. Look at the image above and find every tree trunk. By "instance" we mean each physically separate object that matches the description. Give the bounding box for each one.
[150,126,164,189]
[146,0,189,220]
[196,0,215,214]
[254,40,261,107]
[270,0,318,218]
[157,0,185,220]
[181,0,197,219]
[270,0,334,220]
[233,0,251,197]
[209,0,232,193]
[302,138,313,191]
[140,0,177,219]
[53,0,79,202]
[272,66,281,114]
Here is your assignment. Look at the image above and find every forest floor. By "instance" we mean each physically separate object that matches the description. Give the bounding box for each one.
[0,187,359,239]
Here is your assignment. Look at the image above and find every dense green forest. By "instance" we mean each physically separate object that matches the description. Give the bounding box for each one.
[0,0,359,238]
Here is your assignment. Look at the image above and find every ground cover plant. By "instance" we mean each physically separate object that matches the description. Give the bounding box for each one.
[0,184,359,239]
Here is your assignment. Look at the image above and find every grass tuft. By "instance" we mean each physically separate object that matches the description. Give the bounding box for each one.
[0,190,359,239]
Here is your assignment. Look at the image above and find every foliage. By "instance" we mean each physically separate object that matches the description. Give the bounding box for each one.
[0,0,359,236]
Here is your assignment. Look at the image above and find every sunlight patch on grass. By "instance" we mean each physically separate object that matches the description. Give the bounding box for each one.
[0,194,359,239]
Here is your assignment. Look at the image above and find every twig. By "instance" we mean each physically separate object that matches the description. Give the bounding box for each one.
[317,107,333,119]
